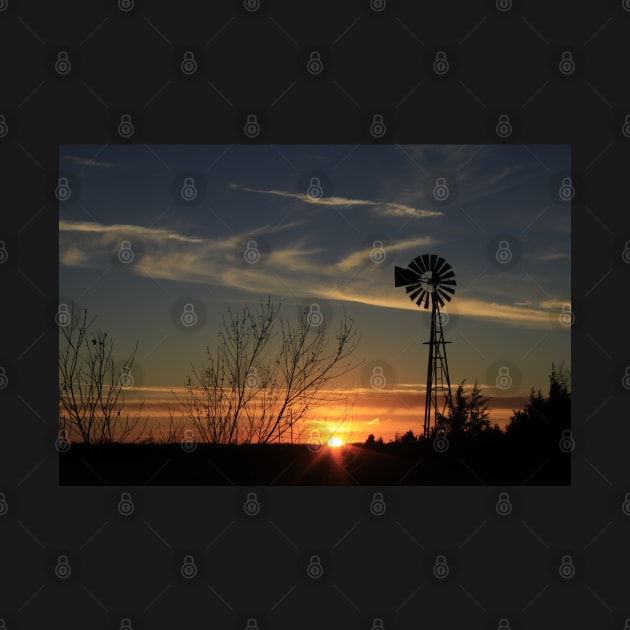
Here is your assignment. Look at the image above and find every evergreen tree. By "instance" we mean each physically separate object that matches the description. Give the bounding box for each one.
[436,379,493,438]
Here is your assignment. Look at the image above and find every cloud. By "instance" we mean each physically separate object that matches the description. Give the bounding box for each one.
[386,145,520,213]
[229,183,442,219]
[376,203,442,218]
[336,236,439,272]
[60,218,567,330]
[63,155,114,168]
[534,251,570,262]
[60,246,90,267]
[60,219,205,243]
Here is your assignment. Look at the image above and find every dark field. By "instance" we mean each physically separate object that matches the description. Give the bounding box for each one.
[59,437,570,485]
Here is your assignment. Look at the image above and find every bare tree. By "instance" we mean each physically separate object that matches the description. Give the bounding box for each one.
[179,298,360,444]
[58,303,148,444]
[157,406,187,444]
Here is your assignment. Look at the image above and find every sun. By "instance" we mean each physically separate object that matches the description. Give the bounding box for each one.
[327,437,344,447]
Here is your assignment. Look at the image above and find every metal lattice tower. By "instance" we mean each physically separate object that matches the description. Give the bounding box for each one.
[394,254,456,437]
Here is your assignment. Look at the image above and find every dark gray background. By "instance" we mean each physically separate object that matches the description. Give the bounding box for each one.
[1,0,629,628]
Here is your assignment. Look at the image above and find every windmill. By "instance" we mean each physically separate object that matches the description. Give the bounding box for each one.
[394,254,456,437]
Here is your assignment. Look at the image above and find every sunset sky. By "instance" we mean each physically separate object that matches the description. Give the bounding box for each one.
[58,143,570,443]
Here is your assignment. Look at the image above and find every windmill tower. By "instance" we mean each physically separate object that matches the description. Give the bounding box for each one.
[394,254,456,437]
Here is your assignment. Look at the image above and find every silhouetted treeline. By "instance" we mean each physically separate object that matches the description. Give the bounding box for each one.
[361,364,571,485]
[60,364,570,485]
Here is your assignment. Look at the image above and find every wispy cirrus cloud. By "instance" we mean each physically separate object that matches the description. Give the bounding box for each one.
[60,219,566,329]
[336,236,440,272]
[63,155,114,168]
[59,219,205,243]
[389,145,519,212]
[534,251,570,262]
[229,183,443,219]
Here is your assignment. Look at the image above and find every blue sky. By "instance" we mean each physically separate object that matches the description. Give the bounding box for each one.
[58,143,570,441]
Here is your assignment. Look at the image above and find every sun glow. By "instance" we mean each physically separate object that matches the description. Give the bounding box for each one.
[327,437,344,447]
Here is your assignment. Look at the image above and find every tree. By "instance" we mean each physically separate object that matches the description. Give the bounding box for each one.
[181,297,360,444]
[435,379,493,438]
[505,362,570,442]
[364,434,384,448]
[58,303,148,444]
[393,429,420,446]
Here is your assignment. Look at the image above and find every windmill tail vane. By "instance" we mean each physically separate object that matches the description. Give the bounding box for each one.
[394,254,456,437]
